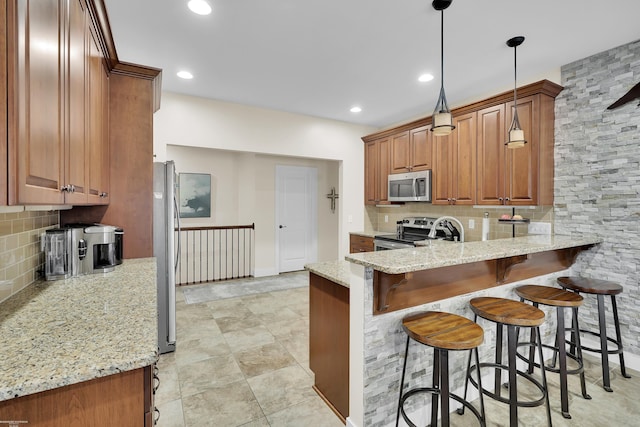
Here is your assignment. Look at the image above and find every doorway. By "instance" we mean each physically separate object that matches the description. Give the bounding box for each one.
[275,165,318,272]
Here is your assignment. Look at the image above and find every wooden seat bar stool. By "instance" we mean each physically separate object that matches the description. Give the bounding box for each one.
[462,297,552,427]
[557,276,631,392]
[396,311,486,427]
[515,285,591,419]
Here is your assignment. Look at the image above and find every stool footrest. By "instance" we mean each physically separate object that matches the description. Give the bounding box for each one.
[579,329,625,355]
[399,386,485,427]
[467,362,547,408]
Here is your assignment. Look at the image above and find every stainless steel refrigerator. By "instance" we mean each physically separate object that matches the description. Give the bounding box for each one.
[153,161,179,354]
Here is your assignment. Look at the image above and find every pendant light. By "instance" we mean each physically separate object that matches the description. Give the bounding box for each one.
[431,0,455,137]
[506,36,526,149]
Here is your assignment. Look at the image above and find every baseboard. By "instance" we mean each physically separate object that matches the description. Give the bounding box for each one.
[253,267,278,277]
[345,418,358,427]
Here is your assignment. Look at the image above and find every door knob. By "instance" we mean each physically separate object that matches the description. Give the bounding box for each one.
[279,225,286,229]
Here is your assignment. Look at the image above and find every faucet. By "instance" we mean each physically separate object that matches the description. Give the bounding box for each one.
[428,216,465,243]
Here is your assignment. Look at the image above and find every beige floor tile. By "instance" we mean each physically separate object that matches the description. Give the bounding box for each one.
[265,316,309,339]
[278,334,310,365]
[247,364,317,416]
[177,317,222,342]
[216,311,263,334]
[265,394,344,427]
[155,359,181,405]
[178,354,244,398]
[181,380,265,427]
[223,325,276,353]
[234,341,297,378]
[155,399,185,427]
[207,297,248,318]
[174,334,232,367]
[237,417,270,426]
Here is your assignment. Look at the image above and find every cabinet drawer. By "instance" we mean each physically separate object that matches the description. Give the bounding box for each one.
[350,235,374,253]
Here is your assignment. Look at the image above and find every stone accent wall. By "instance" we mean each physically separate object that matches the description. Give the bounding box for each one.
[0,210,59,303]
[554,39,640,356]
[360,268,562,427]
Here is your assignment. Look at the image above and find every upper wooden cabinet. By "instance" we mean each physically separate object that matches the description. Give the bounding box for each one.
[476,93,555,206]
[364,137,390,205]
[390,126,432,174]
[432,112,476,205]
[362,80,563,207]
[5,0,110,205]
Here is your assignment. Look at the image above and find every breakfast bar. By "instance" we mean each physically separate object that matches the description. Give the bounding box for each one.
[306,234,602,427]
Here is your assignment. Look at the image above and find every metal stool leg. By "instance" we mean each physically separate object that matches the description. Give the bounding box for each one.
[396,336,410,427]
[611,295,631,379]
[431,348,440,427]
[474,348,486,426]
[535,327,553,427]
[557,306,570,419]
[440,349,450,426]
[596,295,613,392]
[507,325,518,426]
[495,324,504,398]
[572,307,591,400]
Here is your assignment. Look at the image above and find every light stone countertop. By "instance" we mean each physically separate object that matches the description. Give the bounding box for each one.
[349,230,384,238]
[345,234,602,274]
[0,258,158,402]
[305,260,351,288]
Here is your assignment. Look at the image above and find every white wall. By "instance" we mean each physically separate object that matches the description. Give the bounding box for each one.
[154,92,376,270]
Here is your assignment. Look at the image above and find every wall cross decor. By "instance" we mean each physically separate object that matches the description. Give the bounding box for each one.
[326,187,339,213]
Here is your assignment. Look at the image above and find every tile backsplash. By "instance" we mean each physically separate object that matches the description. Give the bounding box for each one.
[0,211,59,303]
[365,204,553,241]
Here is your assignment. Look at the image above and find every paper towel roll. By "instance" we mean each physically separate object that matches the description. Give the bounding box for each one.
[482,213,490,241]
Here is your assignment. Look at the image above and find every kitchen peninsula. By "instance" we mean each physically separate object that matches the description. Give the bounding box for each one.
[0,258,158,425]
[306,234,602,427]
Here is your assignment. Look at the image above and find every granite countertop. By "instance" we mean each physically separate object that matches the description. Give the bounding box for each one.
[349,230,385,238]
[305,260,351,288]
[0,258,158,402]
[345,234,602,274]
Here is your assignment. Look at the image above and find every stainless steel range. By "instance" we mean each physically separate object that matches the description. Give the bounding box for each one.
[374,217,461,250]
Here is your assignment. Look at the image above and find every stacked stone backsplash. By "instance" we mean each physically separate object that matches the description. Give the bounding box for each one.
[0,210,59,303]
[554,39,640,358]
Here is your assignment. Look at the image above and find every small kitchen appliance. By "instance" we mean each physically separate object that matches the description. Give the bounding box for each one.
[43,228,73,280]
[82,225,118,274]
[374,216,461,250]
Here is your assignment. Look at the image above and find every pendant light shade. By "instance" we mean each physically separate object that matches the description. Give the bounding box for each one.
[431,0,455,137]
[506,36,526,149]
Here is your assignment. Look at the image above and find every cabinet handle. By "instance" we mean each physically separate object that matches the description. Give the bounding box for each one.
[505,197,510,203]
[99,192,108,198]
[154,407,160,424]
[70,185,75,193]
[60,185,69,192]
[498,197,504,204]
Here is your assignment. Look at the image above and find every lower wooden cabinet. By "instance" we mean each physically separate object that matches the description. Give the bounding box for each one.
[309,272,349,422]
[350,234,374,253]
[0,365,155,426]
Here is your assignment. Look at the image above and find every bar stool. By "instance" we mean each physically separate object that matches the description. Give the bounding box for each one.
[396,311,485,427]
[557,276,631,392]
[462,297,552,426]
[515,285,591,419]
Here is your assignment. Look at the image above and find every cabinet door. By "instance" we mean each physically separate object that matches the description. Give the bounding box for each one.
[476,104,506,205]
[451,112,476,205]
[87,24,109,205]
[364,141,378,205]
[65,0,88,204]
[378,138,390,202]
[505,95,538,205]
[1,4,7,204]
[431,131,453,205]
[8,0,65,204]
[410,125,432,171]
[389,131,410,174]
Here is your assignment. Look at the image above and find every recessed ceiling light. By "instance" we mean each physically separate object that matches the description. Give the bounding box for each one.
[418,73,434,82]
[188,0,212,16]
[350,106,362,113]
[177,70,194,79]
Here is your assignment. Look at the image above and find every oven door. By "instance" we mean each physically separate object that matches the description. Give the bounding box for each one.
[374,239,414,251]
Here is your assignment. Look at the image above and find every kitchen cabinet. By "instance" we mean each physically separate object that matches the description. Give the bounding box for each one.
[476,94,555,206]
[0,4,7,205]
[350,234,374,253]
[364,137,390,205]
[86,21,110,205]
[389,126,432,174]
[432,112,476,205]
[0,366,154,426]
[5,0,109,205]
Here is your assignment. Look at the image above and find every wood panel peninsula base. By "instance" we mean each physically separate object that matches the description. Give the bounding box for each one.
[328,234,602,427]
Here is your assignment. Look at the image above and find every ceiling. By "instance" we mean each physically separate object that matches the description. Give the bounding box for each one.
[104,0,640,129]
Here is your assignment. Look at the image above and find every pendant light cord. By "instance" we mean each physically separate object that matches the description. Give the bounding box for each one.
[512,44,520,126]
[440,9,444,91]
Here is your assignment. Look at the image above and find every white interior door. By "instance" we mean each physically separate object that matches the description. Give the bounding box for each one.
[276,165,317,273]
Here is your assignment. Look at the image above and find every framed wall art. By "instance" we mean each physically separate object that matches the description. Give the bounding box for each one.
[179,173,211,218]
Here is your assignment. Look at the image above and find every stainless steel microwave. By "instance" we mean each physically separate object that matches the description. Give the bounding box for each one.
[388,170,432,202]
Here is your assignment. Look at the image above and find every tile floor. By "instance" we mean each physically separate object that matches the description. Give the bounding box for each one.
[155,271,639,426]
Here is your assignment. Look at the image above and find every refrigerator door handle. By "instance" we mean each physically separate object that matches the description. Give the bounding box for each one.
[174,196,181,273]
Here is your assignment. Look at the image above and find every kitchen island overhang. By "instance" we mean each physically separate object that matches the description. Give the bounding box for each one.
[342,234,602,427]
